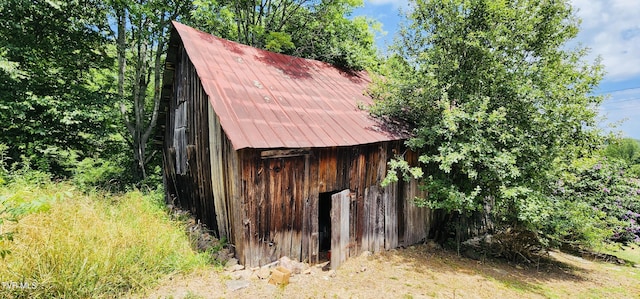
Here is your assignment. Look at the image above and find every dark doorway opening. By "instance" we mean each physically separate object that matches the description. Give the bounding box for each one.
[318,191,337,259]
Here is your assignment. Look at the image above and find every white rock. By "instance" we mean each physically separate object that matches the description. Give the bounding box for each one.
[226,280,250,291]
[224,258,239,269]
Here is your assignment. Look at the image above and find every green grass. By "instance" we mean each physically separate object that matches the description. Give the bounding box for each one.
[0,179,210,298]
[607,243,640,265]
[578,286,630,299]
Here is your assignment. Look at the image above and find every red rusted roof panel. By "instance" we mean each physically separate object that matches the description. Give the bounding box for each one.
[172,21,406,150]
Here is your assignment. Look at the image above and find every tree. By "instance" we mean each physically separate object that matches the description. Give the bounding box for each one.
[604,138,640,165]
[0,0,116,175]
[371,0,605,238]
[603,138,640,178]
[190,0,378,70]
[109,0,193,179]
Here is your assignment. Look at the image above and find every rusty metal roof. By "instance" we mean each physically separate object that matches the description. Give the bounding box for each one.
[172,21,406,150]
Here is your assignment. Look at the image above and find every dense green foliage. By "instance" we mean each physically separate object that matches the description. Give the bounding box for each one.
[605,138,640,164]
[371,0,615,248]
[563,158,639,243]
[605,138,640,177]
[540,156,639,247]
[0,0,119,175]
[190,0,379,70]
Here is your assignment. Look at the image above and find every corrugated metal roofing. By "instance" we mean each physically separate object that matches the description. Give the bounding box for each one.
[172,21,406,150]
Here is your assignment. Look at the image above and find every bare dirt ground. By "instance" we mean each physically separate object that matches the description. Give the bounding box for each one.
[140,244,640,299]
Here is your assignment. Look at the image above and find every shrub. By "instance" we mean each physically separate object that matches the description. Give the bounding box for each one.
[0,144,8,186]
[71,157,124,192]
[627,164,640,178]
[542,198,612,249]
[551,157,640,245]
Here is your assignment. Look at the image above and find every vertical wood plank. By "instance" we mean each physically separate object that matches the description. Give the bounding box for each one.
[403,179,414,246]
[368,185,378,251]
[375,188,384,252]
[281,159,293,259]
[317,149,326,193]
[384,182,398,250]
[300,154,311,262]
[278,160,288,261]
[347,148,358,258]
[330,194,340,269]
[331,189,350,269]
[230,150,242,262]
[383,184,390,250]
[340,190,350,263]
[208,106,228,238]
[403,178,429,246]
[390,182,399,249]
[268,159,283,264]
[354,152,366,255]
[253,157,267,266]
[309,154,320,264]
[290,156,304,261]
[361,187,370,252]
[239,152,252,266]
[224,142,233,223]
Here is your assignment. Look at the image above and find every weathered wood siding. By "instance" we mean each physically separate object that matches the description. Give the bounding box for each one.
[402,179,431,245]
[401,150,432,246]
[238,152,307,266]
[162,44,218,233]
[207,104,243,252]
[235,143,432,267]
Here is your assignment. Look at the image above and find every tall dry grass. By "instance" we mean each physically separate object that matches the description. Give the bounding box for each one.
[0,180,209,298]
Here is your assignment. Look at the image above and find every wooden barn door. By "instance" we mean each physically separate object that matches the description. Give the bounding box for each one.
[330,189,350,269]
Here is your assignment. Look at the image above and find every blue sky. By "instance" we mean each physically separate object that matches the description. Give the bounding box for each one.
[354,0,640,140]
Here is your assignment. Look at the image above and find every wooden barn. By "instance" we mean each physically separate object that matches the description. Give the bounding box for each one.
[158,21,432,267]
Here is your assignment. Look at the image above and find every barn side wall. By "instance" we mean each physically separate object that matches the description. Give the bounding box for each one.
[235,143,433,267]
[161,44,218,233]
[207,104,244,251]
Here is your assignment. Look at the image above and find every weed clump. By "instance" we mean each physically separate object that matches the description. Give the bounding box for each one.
[0,181,210,298]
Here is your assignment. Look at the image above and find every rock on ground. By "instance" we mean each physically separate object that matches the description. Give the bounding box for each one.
[225,280,250,292]
[279,256,307,274]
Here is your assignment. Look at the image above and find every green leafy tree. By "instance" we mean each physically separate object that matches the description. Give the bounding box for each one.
[109,0,193,179]
[0,0,117,175]
[190,0,379,69]
[371,0,605,237]
[604,138,640,164]
[603,137,640,178]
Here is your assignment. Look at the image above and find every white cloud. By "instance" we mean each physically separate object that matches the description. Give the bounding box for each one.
[571,0,640,81]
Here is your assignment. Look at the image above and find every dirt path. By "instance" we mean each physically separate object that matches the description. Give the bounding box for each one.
[140,245,640,298]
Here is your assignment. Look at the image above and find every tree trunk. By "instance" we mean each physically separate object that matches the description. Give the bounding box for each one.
[112,1,187,181]
[116,8,126,102]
